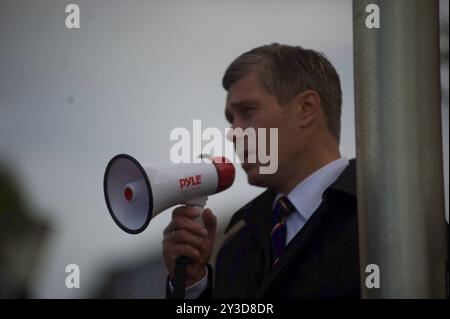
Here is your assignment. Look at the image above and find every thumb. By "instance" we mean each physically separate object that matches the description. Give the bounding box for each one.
[202,208,217,239]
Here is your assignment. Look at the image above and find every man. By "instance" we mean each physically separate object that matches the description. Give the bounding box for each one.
[162,43,360,298]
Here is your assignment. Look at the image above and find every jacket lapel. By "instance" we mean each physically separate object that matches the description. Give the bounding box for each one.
[218,189,277,298]
[256,201,330,297]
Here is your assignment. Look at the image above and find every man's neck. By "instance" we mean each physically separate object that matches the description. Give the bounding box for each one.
[276,146,341,195]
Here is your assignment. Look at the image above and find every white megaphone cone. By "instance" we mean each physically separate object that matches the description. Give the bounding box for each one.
[103,154,235,234]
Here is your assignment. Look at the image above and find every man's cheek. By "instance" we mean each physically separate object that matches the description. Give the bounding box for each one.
[258,127,279,175]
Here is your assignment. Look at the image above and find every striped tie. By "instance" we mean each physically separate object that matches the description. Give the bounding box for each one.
[271,196,295,267]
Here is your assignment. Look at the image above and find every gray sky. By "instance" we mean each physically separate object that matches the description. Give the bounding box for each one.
[0,0,447,298]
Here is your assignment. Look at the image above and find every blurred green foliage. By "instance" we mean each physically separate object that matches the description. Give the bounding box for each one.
[0,165,50,298]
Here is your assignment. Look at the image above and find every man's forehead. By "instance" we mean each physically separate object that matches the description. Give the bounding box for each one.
[226,98,261,108]
[226,73,268,105]
[227,71,263,93]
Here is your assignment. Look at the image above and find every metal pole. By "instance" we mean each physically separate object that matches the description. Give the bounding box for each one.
[353,0,448,298]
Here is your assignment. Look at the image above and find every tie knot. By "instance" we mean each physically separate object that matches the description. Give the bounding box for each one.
[272,196,295,223]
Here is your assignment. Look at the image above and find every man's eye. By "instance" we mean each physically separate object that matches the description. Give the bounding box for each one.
[241,108,256,116]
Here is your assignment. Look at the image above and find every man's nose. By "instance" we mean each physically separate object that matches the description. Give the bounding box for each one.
[226,127,237,145]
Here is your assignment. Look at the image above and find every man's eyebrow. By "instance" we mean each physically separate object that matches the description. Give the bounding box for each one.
[225,100,260,122]
[229,100,260,108]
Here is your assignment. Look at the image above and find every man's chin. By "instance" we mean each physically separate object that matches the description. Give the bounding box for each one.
[242,163,270,187]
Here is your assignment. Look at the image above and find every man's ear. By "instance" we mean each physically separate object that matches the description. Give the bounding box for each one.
[291,90,321,128]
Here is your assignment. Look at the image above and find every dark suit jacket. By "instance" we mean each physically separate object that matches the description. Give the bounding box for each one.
[212,160,360,298]
[169,159,360,299]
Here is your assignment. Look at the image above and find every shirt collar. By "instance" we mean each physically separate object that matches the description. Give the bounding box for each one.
[274,157,350,221]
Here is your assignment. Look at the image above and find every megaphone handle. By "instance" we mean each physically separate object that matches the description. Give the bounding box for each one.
[173,256,191,299]
[173,196,208,299]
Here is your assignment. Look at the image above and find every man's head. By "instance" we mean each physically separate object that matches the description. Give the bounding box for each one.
[223,43,342,193]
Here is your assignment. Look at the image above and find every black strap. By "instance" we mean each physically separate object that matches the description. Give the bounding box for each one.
[173,256,192,299]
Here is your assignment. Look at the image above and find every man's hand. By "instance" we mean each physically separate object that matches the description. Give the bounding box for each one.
[162,206,217,287]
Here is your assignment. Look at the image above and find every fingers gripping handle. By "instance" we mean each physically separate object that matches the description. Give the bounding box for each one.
[185,196,207,226]
[173,196,207,299]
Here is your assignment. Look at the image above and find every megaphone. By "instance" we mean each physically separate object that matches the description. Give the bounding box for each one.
[103,154,235,234]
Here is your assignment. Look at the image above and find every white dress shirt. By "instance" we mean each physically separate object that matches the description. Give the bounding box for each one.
[275,157,350,245]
